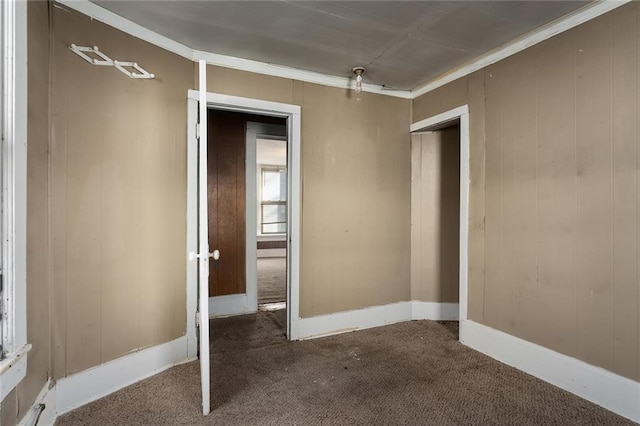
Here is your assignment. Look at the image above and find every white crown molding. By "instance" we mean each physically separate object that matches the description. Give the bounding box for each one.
[54,0,193,60]
[192,49,412,99]
[410,0,631,99]
[54,0,631,101]
[54,0,411,99]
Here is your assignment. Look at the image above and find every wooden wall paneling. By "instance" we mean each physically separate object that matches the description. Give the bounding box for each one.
[18,0,52,416]
[234,114,247,296]
[611,4,639,380]
[411,128,459,303]
[637,3,640,382]
[411,135,423,300]
[297,84,411,316]
[535,31,578,357]
[206,66,295,106]
[412,76,469,123]
[439,127,461,303]
[504,50,539,342]
[208,110,246,296]
[496,55,518,337]
[575,15,615,370]
[1,389,18,426]
[301,93,336,315]
[64,68,104,373]
[491,49,541,341]
[483,63,506,330]
[99,75,140,362]
[467,71,486,322]
[50,6,192,377]
[51,8,70,380]
[420,132,439,301]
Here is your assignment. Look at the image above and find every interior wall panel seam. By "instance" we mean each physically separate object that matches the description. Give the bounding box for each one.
[605,13,616,370]
[534,45,540,343]
[573,28,579,359]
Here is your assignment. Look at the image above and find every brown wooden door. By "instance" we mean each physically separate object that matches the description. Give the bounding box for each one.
[207,110,246,296]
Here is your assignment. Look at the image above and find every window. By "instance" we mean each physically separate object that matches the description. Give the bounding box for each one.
[260,167,287,234]
[1,0,29,401]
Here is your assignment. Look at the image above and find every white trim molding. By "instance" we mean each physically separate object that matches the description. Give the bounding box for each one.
[297,301,460,340]
[56,0,626,100]
[17,380,57,426]
[56,336,193,415]
[54,0,410,99]
[411,1,631,98]
[185,100,198,361]
[192,50,411,99]
[460,320,640,423]
[186,90,302,340]
[16,337,194,425]
[298,302,412,340]
[411,105,470,325]
[1,0,29,401]
[411,302,459,321]
[0,343,31,401]
[209,294,254,318]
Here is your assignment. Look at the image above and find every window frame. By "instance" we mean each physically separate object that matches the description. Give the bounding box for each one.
[258,166,287,235]
[0,0,30,402]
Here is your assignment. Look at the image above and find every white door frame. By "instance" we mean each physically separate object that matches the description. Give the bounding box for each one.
[186,90,302,341]
[410,105,470,334]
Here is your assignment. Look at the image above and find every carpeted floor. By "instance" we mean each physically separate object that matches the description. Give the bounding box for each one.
[257,257,286,304]
[56,312,635,425]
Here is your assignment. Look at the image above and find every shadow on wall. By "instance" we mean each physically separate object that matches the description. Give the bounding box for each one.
[437,125,461,301]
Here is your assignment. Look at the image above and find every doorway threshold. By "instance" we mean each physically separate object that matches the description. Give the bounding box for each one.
[258,302,286,312]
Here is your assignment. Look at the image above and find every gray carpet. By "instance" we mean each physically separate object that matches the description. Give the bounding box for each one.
[257,257,286,304]
[56,313,635,425]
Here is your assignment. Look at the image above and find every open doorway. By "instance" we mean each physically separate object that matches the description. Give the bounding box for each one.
[206,110,287,326]
[255,135,288,312]
[186,89,302,351]
[411,122,460,309]
[410,105,470,343]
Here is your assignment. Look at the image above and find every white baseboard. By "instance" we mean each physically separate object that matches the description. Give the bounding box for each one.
[460,319,640,423]
[297,302,413,339]
[296,301,460,340]
[411,301,459,321]
[257,248,286,258]
[56,335,193,415]
[17,380,57,426]
[16,303,638,423]
[209,293,256,318]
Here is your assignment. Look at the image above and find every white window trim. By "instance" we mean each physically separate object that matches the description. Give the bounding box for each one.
[0,0,30,402]
[258,165,287,237]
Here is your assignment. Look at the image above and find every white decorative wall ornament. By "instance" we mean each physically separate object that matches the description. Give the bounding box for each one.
[68,44,155,79]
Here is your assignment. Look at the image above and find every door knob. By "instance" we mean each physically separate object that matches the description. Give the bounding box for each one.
[188,250,220,261]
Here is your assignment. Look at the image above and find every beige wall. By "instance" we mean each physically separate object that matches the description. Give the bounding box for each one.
[413,3,640,381]
[3,2,52,424]
[48,6,192,377]
[7,2,637,422]
[411,127,460,303]
[5,7,412,421]
[203,67,412,317]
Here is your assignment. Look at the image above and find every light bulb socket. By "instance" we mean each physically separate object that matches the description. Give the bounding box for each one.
[352,67,365,93]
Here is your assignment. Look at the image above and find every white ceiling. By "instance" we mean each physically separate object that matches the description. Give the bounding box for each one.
[92,1,588,90]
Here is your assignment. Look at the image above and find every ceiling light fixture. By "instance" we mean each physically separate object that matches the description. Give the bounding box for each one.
[352,67,365,93]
